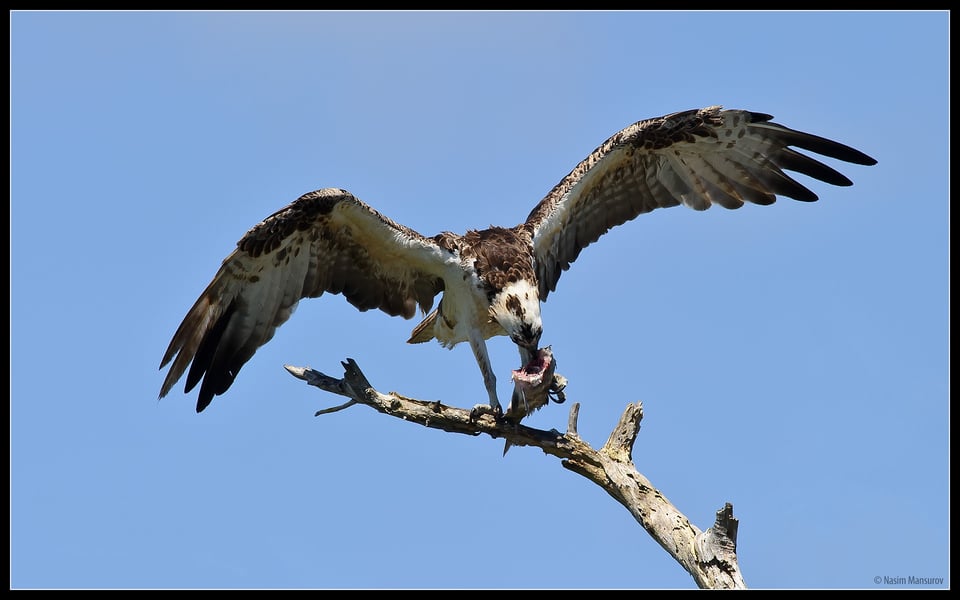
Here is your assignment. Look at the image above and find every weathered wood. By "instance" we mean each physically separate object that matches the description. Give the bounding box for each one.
[695,503,746,589]
[285,360,746,589]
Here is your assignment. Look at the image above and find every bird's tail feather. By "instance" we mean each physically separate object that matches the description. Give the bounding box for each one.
[407,309,438,344]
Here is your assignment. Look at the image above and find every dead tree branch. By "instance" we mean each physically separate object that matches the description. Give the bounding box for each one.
[285,359,746,589]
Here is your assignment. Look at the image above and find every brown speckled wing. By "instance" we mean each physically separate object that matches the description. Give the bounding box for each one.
[526,106,877,300]
[159,188,447,412]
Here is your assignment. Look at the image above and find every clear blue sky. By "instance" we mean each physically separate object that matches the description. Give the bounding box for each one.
[11,10,948,590]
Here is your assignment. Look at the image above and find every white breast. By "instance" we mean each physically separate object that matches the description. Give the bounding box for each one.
[428,265,503,349]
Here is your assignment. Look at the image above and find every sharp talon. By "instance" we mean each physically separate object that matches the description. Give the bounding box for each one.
[549,374,568,403]
[470,403,502,422]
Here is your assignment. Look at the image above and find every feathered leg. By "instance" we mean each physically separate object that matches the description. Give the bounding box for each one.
[467,330,502,419]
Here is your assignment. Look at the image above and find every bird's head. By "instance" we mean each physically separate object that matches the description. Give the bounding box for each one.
[489,279,542,352]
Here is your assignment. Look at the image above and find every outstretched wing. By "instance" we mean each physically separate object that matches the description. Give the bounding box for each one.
[526,106,877,300]
[159,188,447,412]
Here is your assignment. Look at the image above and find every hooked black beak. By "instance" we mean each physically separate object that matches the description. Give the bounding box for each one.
[512,325,541,352]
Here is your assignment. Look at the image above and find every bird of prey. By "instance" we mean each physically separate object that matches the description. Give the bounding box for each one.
[158,105,876,421]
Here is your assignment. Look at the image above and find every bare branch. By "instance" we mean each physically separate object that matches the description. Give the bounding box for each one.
[287,359,746,589]
[695,503,746,589]
[567,402,581,438]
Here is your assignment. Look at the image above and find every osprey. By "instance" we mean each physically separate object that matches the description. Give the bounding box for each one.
[159,106,876,420]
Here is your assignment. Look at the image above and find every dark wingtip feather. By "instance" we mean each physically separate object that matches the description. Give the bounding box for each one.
[196,393,213,413]
[777,149,857,187]
[825,144,877,167]
[181,301,237,411]
[767,121,878,166]
[788,188,820,203]
[196,364,238,413]
[746,111,775,123]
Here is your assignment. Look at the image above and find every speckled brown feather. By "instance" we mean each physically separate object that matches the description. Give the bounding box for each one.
[459,227,536,301]
[159,188,447,411]
[526,106,877,300]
